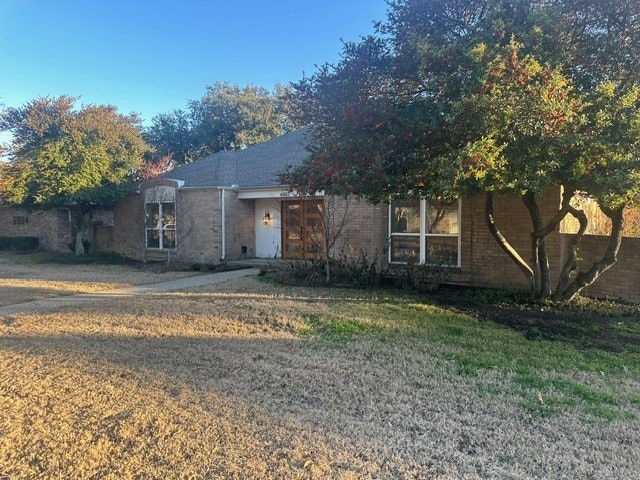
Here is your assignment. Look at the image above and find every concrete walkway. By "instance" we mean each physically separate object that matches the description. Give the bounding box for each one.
[0,268,261,318]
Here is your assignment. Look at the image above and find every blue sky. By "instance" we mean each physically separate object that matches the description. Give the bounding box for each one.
[0,0,388,125]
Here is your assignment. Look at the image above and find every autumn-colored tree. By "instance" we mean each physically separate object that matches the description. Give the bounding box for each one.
[285,0,640,301]
[1,96,149,254]
[137,154,177,180]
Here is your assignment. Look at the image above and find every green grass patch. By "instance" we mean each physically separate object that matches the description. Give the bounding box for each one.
[457,354,504,376]
[509,373,627,420]
[628,394,640,406]
[296,288,640,420]
[300,313,386,345]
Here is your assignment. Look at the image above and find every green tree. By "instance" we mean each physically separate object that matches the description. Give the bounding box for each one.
[285,0,640,301]
[145,82,302,163]
[144,109,194,164]
[0,161,8,201]
[1,96,149,255]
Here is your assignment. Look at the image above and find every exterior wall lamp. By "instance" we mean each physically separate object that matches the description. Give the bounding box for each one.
[262,211,271,225]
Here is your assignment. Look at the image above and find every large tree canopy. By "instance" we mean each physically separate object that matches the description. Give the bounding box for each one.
[1,95,149,254]
[145,82,302,164]
[285,0,640,301]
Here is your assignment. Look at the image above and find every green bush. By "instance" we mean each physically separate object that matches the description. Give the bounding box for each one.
[272,259,326,286]
[389,262,451,293]
[0,236,40,251]
[272,250,384,287]
[49,252,127,265]
[329,250,384,287]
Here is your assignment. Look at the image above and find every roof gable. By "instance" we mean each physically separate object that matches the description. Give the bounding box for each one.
[163,127,312,188]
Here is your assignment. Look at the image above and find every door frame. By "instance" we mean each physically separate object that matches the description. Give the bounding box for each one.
[281,198,324,259]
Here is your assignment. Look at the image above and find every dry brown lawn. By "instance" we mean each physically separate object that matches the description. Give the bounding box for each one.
[0,253,638,479]
[0,252,198,306]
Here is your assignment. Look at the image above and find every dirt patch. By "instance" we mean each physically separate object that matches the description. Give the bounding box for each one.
[428,289,640,354]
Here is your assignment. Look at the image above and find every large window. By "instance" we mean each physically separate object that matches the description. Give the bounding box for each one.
[144,186,177,250]
[145,202,176,249]
[389,198,460,266]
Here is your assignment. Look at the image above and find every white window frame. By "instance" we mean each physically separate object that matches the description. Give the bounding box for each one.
[144,186,177,251]
[389,198,461,267]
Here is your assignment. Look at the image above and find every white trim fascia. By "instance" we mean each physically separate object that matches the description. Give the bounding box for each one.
[166,179,185,187]
[237,188,292,199]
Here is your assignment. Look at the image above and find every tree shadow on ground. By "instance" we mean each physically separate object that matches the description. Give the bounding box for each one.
[431,289,640,355]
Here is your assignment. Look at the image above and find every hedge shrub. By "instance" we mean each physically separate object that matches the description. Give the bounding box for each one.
[0,236,40,251]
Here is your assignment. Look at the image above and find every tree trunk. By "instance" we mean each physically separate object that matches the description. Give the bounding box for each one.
[74,207,89,256]
[485,192,535,291]
[557,205,625,301]
[522,191,550,298]
[74,231,85,256]
[552,203,588,301]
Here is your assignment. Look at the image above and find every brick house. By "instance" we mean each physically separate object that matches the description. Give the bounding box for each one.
[0,206,73,251]
[3,127,638,302]
[104,127,639,302]
[109,127,335,264]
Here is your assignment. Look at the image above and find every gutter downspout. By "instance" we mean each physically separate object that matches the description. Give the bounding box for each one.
[218,185,239,262]
[219,187,226,261]
[58,207,73,222]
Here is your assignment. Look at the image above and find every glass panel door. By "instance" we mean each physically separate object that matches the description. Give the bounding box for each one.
[281,199,324,259]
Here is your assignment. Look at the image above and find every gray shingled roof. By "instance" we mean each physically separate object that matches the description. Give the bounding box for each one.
[163,127,312,189]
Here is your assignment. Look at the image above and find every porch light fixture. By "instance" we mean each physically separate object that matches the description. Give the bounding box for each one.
[262,211,272,225]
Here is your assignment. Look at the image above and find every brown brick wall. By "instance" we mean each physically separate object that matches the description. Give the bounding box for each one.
[330,196,388,266]
[12,183,636,302]
[174,189,219,264]
[224,194,256,260]
[0,205,73,251]
[332,190,565,290]
[85,209,115,253]
[465,189,563,289]
[110,187,254,264]
[110,187,225,264]
[567,235,640,303]
[111,193,145,259]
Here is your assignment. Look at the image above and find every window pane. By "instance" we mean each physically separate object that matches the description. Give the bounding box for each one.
[391,198,420,233]
[163,230,176,249]
[425,237,458,266]
[145,203,159,229]
[286,242,300,253]
[286,217,301,227]
[306,201,322,215]
[390,235,420,263]
[307,243,322,253]
[146,229,160,248]
[286,203,300,213]
[427,201,458,234]
[162,203,176,228]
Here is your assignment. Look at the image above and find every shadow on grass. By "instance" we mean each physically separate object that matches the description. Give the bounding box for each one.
[0,332,410,436]
[433,290,640,355]
[0,286,87,307]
